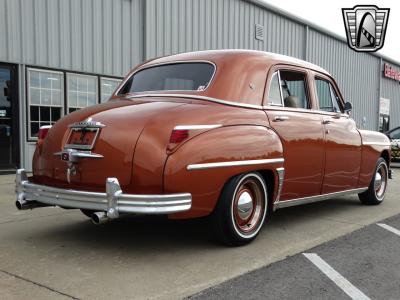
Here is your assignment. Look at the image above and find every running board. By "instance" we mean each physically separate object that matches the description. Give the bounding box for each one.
[273,187,368,210]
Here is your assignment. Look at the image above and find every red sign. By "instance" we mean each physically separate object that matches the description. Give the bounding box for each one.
[384,63,400,82]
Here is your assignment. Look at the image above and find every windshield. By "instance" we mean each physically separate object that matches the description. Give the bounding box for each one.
[119,62,215,94]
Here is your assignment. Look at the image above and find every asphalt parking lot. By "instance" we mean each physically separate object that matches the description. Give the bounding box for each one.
[0,163,399,300]
[190,214,400,300]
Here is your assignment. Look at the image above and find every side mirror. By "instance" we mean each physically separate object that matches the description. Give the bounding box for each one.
[344,101,352,113]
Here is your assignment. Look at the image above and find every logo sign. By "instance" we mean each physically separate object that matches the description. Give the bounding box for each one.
[384,63,400,83]
[342,5,390,52]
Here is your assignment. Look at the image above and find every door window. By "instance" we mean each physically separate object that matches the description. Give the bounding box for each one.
[315,78,343,113]
[279,71,309,109]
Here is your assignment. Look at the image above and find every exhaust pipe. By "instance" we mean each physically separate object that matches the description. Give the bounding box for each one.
[91,212,109,225]
[15,199,48,210]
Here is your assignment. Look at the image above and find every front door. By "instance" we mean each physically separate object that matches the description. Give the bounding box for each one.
[313,75,361,194]
[265,68,325,200]
[0,64,19,170]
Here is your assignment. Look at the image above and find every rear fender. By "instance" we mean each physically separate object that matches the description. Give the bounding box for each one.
[164,125,284,219]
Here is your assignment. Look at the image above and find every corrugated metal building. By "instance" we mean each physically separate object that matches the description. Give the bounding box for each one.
[0,0,399,171]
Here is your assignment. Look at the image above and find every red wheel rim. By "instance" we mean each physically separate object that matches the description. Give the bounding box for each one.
[232,177,266,236]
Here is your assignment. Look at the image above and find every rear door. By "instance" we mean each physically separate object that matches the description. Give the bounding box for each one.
[313,73,362,194]
[264,66,325,201]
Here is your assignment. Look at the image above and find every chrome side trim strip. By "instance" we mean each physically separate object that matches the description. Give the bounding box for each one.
[174,124,222,130]
[274,187,368,209]
[127,93,264,109]
[362,142,391,147]
[187,158,284,171]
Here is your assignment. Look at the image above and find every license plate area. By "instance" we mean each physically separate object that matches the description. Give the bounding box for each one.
[64,128,100,150]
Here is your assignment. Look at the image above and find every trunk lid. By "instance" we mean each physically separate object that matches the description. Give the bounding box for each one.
[34,99,184,190]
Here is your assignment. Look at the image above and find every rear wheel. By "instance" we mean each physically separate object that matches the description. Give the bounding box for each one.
[213,172,268,246]
[358,157,388,205]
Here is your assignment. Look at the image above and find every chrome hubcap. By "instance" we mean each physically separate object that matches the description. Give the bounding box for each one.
[374,163,387,200]
[232,175,267,237]
[237,191,253,220]
[374,172,382,190]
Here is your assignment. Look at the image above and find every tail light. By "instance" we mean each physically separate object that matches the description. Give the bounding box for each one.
[167,129,190,153]
[167,125,222,153]
[169,129,189,144]
[37,125,52,147]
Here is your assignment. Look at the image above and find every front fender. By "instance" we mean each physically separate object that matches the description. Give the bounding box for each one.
[164,125,284,219]
[358,129,391,186]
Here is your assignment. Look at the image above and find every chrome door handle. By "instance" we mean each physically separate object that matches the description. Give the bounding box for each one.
[322,119,333,124]
[274,116,289,122]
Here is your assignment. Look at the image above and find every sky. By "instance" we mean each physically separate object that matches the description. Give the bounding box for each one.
[262,0,400,62]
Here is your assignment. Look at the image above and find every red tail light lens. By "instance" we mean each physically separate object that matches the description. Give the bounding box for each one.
[169,129,189,144]
[37,125,52,144]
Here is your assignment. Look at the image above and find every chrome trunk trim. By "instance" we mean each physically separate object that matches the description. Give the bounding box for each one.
[273,187,368,209]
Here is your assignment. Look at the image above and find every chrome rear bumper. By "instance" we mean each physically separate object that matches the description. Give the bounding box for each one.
[15,169,192,218]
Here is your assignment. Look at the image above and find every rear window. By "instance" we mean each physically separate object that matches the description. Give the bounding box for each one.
[119,62,215,94]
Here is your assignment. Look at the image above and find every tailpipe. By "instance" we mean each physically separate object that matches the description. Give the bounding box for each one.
[91,212,109,225]
[15,199,48,210]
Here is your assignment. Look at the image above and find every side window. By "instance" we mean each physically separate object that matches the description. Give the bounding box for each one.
[267,72,282,105]
[279,71,309,109]
[315,79,333,112]
[329,84,343,113]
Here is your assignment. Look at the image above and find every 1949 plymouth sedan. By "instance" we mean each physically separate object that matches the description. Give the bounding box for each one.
[16,50,392,246]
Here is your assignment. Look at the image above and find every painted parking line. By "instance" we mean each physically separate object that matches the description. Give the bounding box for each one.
[377,223,400,237]
[303,253,370,300]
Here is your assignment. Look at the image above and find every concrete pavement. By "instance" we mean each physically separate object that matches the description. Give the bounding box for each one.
[0,165,399,299]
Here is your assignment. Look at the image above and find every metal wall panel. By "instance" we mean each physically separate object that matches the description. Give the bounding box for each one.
[145,0,304,60]
[380,62,400,129]
[307,29,381,130]
[0,0,142,76]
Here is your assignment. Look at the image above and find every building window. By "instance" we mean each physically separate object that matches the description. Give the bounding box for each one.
[28,68,63,139]
[67,73,98,113]
[100,77,122,103]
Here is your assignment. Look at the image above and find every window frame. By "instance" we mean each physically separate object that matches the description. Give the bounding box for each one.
[25,66,123,142]
[66,73,99,113]
[314,76,344,113]
[278,69,312,109]
[100,77,122,103]
[27,68,65,140]
[264,66,312,110]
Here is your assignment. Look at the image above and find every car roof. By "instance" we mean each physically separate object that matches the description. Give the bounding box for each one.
[142,49,330,76]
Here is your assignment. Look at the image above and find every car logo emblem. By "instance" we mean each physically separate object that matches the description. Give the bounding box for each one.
[342,5,390,52]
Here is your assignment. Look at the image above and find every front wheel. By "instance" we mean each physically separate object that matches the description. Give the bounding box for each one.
[358,157,388,205]
[213,172,268,246]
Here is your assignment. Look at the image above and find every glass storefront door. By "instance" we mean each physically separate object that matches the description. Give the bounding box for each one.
[0,64,19,170]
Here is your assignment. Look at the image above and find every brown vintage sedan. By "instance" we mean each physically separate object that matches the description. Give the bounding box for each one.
[16,50,392,246]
